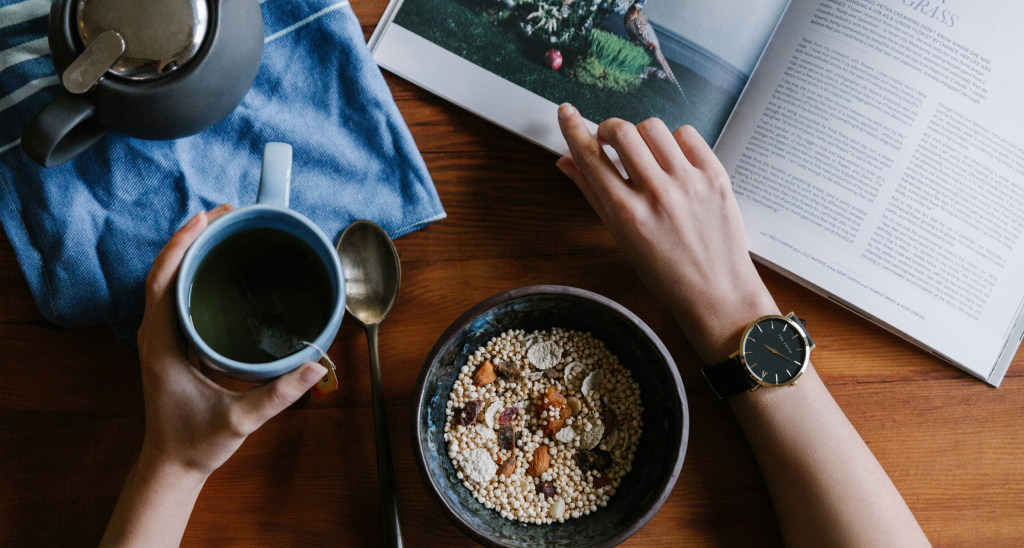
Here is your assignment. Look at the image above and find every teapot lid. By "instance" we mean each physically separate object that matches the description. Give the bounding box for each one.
[76,0,209,80]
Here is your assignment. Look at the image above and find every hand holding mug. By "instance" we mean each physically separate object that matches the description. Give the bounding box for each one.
[137,203,326,477]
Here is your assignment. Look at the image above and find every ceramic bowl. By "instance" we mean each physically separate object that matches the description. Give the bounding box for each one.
[411,285,689,548]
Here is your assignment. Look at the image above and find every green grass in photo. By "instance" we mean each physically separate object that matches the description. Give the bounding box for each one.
[392,0,741,145]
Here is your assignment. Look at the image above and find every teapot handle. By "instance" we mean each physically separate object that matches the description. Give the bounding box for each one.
[21,91,108,168]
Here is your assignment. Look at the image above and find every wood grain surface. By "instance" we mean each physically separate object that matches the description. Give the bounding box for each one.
[2,2,1022,546]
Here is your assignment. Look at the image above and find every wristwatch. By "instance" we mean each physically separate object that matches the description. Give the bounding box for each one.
[701,312,814,399]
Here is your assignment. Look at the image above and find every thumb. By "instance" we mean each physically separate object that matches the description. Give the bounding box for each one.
[236,362,327,433]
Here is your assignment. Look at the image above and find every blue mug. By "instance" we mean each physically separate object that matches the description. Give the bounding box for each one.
[175,143,346,382]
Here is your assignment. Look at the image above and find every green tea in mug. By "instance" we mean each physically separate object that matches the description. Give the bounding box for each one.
[188,228,334,363]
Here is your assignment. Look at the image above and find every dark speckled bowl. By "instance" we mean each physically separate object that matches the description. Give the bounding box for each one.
[411,286,689,548]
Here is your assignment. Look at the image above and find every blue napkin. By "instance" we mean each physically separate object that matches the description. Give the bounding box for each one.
[0,0,445,335]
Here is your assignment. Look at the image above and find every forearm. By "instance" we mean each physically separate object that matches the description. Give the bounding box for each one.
[727,353,930,546]
[99,452,208,548]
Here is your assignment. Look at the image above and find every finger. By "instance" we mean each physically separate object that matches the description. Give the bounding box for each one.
[557,104,632,209]
[556,156,610,223]
[596,118,661,183]
[205,202,233,224]
[636,118,691,174]
[672,125,722,174]
[234,362,327,433]
[140,203,232,357]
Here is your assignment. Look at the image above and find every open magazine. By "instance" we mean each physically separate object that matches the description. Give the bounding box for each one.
[370,0,1024,386]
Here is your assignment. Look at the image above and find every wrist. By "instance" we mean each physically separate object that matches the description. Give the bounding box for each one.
[136,447,211,492]
[677,279,779,365]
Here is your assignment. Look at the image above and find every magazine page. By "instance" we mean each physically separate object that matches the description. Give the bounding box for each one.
[371,0,789,153]
[714,0,1024,384]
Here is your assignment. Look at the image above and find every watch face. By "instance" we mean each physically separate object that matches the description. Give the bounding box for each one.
[741,317,809,386]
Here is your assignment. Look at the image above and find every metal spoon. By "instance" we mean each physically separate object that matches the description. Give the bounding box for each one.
[337,220,404,548]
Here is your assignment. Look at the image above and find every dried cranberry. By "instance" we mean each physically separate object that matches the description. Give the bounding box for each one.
[536,481,556,499]
[593,474,613,489]
[498,407,519,425]
[455,399,483,426]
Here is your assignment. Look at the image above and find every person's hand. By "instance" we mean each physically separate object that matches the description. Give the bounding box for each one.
[136,203,327,478]
[555,104,778,364]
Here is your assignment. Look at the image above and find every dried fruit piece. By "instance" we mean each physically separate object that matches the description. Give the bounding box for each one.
[601,408,617,431]
[497,424,516,450]
[558,406,572,420]
[455,400,483,426]
[542,386,566,409]
[496,456,516,478]
[590,449,612,471]
[575,449,611,473]
[495,360,521,382]
[536,481,556,499]
[497,407,519,425]
[566,396,581,416]
[528,445,550,477]
[544,419,565,437]
[473,359,497,386]
[545,368,560,379]
[593,474,613,489]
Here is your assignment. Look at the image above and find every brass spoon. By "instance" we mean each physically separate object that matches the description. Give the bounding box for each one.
[337,220,403,548]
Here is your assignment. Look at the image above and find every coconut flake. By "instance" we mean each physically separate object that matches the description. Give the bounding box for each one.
[581,370,604,396]
[476,423,496,440]
[580,423,605,450]
[554,425,576,444]
[462,448,498,482]
[528,340,561,370]
[484,401,503,428]
[564,362,584,386]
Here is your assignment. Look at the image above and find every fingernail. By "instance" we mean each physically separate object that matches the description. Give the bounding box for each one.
[558,103,575,120]
[215,202,233,212]
[300,363,328,385]
[184,212,203,228]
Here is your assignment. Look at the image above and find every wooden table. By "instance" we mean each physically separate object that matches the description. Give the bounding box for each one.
[3,2,1023,545]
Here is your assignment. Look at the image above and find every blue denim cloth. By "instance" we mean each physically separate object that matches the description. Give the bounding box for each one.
[0,0,444,335]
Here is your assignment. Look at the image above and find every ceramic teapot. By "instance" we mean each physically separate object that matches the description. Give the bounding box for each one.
[21,0,264,168]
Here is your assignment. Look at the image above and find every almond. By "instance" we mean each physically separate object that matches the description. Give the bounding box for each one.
[473,359,497,386]
[527,445,550,477]
[496,456,516,477]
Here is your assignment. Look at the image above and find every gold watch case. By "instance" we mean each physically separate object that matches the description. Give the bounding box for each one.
[728,312,814,390]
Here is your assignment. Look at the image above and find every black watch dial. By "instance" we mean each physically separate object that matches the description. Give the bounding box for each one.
[741,317,808,386]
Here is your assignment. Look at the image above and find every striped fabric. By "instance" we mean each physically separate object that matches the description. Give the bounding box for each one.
[0,0,444,333]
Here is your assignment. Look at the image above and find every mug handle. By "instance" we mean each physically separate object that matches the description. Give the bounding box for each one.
[257,142,292,209]
[21,90,109,168]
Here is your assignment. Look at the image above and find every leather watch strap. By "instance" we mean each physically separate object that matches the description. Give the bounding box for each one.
[792,313,814,347]
[702,356,757,399]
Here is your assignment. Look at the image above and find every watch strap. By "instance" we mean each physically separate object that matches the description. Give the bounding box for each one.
[701,356,757,399]
[792,313,814,347]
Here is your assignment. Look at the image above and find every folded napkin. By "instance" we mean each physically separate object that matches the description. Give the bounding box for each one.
[0,0,444,334]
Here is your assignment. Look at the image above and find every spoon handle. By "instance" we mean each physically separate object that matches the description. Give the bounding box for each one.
[366,323,404,548]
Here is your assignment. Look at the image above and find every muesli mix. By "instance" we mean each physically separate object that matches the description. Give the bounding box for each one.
[443,328,644,524]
